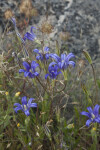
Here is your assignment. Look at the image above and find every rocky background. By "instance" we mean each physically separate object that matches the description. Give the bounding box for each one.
[0,0,100,59]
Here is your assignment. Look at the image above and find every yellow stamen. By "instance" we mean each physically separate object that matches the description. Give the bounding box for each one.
[24,105,27,110]
[17,123,20,127]
[5,92,9,96]
[92,127,96,131]
[15,92,21,97]
[91,113,95,119]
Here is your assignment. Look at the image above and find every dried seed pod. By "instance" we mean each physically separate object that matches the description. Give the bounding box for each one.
[19,0,32,14]
[78,59,85,68]
[25,9,31,18]
[19,0,38,18]
[59,32,70,41]
[31,7,38,17]
[4,9,13,20]
[40,21,53,34]
[83,50,92,65]
[77,60,85,77]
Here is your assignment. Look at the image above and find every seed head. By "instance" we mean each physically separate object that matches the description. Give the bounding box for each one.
[78,60,85,68]
[4,9,13,20]
[31,8,38,17]
[19,0,35,18]
[40,22,53,34]
[59,32,70,41]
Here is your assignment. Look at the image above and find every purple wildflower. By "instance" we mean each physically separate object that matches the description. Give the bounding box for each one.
[19,61,39,78]
[45,65,62,79]
[49,53,75,70]
[14,96,37,116]
[33,47,50,61]
[24,27,36,41]
[81,104,100,126]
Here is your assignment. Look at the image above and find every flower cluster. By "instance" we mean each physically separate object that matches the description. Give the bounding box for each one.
[45,65,62,79]
[44,52,75,79]
[49,53,75,70]
[14,96,37,116]
[33,47,50,61]
[24,26,36,41]
[10,20,100,147]
[11,17,37,57]
[81,104,100,126]
[11,17,36,43]
[19,61,39,78]
[13,24,76,116]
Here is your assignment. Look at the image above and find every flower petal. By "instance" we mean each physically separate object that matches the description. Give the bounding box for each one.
[30,26,37,34]
[86,119,92,127]
[61,61,65,69]
[31,61,39,69]
[28,98,34,104]
[80,111,90,117]
[49,62,57,67]
[24,32,36,41]
[24,71,30,77]
[61,53,66,60]
[94,118,100,123]
[36,55,41,60]
[21,96,27,105]
[66,53,75,61]
[30,103,37,108]
[33,72,39,76]
[49,53,61,62]
[24,110,30,116]
[45,74,49,79]
[14,107,22,113]
[58,71,62,75]
[45,53,49,59]
[33,49,39,53]
[68,61,75,67]
[19,69,25,73]
[23,62,30,71]
[14,103,22,108]
[87,107,93,114]
[58,62,62,69]
[44,47,49,52]
[93,104,100,116]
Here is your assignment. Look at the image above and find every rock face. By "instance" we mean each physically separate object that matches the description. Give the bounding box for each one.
[65,0,100,58]
[0,0,100,58]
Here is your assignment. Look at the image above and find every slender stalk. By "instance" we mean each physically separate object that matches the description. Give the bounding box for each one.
[36,77,48,93]
[91,64,98,103]
[55,80,67,93]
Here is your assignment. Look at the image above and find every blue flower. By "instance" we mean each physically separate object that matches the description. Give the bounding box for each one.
[24,27,36,41]
[45,65,62,79]
[11,18,36,43]
[19,61,39,78]
[49,53,75,70]
[81,104,100,127]
[33,47,50,61]
[14,96,37,116]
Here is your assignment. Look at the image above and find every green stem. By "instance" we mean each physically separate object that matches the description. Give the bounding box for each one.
[91,64,98,103]
[36,77,49,93]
